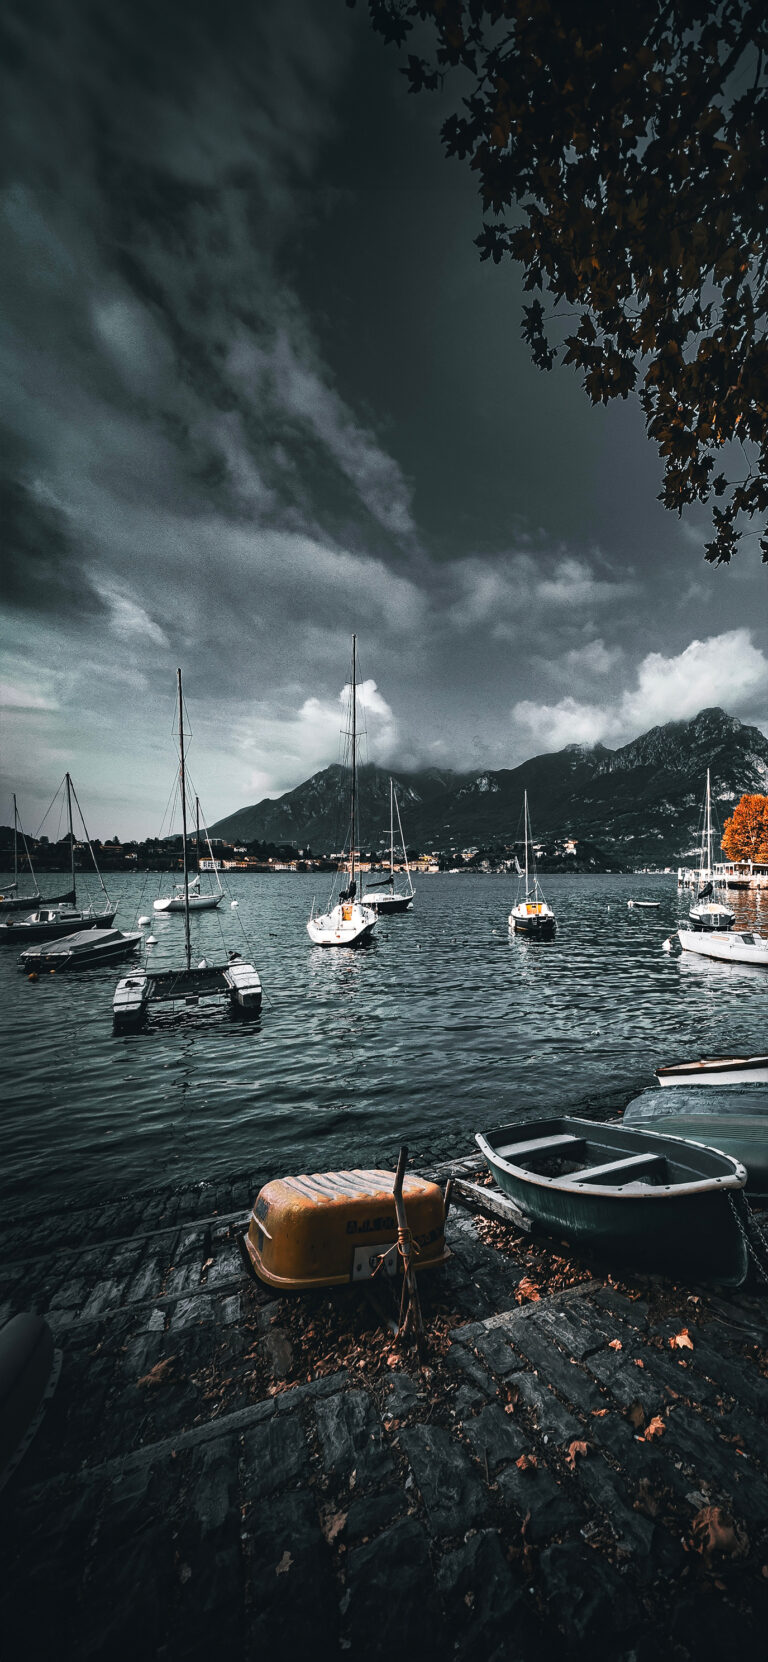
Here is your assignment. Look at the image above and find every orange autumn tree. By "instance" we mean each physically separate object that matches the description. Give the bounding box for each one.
[720,795,768,863]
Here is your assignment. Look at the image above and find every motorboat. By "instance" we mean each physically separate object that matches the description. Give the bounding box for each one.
[363,779,414,913]
[688,771,734,932]
[307,638,377,948]
[508,791,555,937]
[675,928,768,966]
[476,1115,749,1283]
[20,927,143,973]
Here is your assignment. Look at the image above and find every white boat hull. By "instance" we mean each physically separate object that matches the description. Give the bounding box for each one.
[153,894,223,912]
[677,928,768,966]
[307,902,377,946]
[363,891,413,913]
[509,902,556,936]
[657,1057,768,1086]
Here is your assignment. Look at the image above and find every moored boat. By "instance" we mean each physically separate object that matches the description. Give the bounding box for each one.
[508,792,555,937]
[307,637,377,948]
[364,779,414,913]
[476,1115,749,1283]
[675,928,768,966]
[688,771,734,932]
[628,899,660,909]
[0,776,116,943]
[20,926,143,973]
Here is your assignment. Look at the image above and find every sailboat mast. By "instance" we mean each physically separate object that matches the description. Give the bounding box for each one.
[65,772,76,905]
[178,669,191,971]
[705,769,712,878]
[389,778,394,879]
[350,636,357,894]
[12,793,18,889]
[524,790,529,897]
[196,796,200,874]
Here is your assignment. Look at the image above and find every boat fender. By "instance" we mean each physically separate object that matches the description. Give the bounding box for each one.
[27,973,38,982]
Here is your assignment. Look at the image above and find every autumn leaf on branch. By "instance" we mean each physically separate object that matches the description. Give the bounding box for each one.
[360,0,768,563]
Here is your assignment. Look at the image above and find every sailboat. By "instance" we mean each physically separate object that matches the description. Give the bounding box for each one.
[0,794,75,913]
[508,791,556,937]
[154,797,224,912]
[113,670,261,1027]
[364,779,414,914]
[0,776,117,943]
[687,771,734,932]
[307,637,377,947]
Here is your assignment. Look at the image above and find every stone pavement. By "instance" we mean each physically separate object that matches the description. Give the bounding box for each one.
[1,1165,767,1660]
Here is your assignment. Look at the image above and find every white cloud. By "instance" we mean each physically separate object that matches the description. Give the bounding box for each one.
[448,552,634,639]
[563,639,623,677]
[512,630,768,754]
[101,581,170,647]
[0,680,58,711]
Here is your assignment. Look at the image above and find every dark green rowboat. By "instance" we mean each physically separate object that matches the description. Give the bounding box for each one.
[624,1087,768,1198]
[476,1116,749,1284]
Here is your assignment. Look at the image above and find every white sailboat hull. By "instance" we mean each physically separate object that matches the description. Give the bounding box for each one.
[153,893,224,912]
[509,901,556,936]
[677,928,768,966]
[307,902,377,946]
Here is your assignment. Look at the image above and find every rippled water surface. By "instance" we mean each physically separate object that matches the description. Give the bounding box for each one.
[2,871,767,1220]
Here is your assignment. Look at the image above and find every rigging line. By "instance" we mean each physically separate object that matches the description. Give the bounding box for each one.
[67,777,111,902]
[33,777,66,840]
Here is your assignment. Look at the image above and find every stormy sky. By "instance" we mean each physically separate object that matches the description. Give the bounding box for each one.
[2,0,767,840]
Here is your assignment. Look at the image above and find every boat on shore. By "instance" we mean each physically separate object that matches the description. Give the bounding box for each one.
[508,792,556,937]
[0,776,116,943]
[307,637,377,948]
[476,1115,749,1283]
[364,779,414,914]
[21,926,143,973]
[624,1086,768,1197]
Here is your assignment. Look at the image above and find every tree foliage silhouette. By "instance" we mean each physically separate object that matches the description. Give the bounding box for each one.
[721,793,768,861]
[357,1,768,564]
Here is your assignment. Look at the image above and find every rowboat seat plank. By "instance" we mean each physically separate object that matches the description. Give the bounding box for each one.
[496,1133,583,1161]
[571,1152,664,1184]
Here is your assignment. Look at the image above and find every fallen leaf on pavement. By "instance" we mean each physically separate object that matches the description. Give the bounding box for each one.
[643,1415,666,1441]
[608,1339,622,1352]
[275,1551,294,1575]
[516,1278,541,1303]
[516,1453,538,1472]
[690,1506,749,1565]
[670,1329,694,1351]
[137,1356,176,1388]
[565,1439,589,1470]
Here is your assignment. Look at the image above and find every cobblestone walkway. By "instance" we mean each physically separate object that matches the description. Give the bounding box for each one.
[1,1169,767,1660]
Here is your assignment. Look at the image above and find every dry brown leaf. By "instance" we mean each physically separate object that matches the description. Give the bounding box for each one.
[137,1356,176,1389]
[643,1415,666,1441]
[320,1509,347,1546]
[202,1257,214,1271]
[633,1358,645,1368]
[690,1506,749,1564]
[565,1439,589,1470]
[516,1452,538,1472]
[591,1408,609,1417]
[516,1278,541,1303]
[670,1329,694,1351]
[275,1551,293,1575]
[627,1401,646,1430]
[608,1338,623,1352]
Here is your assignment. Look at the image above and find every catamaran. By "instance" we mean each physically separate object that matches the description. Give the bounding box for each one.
[113,670,261,1027]
[364,779,414,914]
[687,770,734,932]
[0,776,116,943]
[307,637,377,947]
[508,791,556,937]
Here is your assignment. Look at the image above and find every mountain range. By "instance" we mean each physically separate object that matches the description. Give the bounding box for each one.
[209,708,768,865]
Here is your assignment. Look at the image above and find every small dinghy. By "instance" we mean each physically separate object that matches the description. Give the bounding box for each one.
[245,1168,449,1289]
[476,1116,749,1283]
[675,928,768,966]
[628,899,659,909]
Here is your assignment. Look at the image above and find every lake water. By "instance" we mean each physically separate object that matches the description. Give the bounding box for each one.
[2,870,767,1223]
